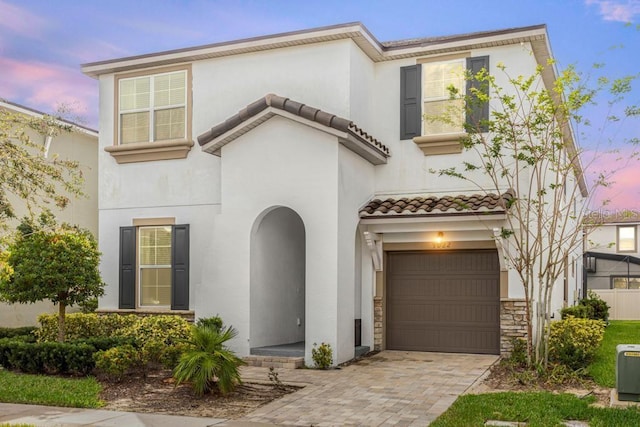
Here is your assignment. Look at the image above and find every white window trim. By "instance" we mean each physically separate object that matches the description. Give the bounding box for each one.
[617,225,637,253]
[421,58,466,136]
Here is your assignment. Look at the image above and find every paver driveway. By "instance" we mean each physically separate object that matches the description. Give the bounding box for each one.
[239,350,498,426]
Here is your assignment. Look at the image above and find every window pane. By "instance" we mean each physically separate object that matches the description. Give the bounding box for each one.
[619,226,636,251]
[613,278,628,289]
[154,72,185,107]
[140,268,171,306]
[139,226,172,307]
[120,77,150,111]
[423,61,465,100]
[139,227,172,266]
[121,112,149,144]
[630,278,640,290]
[154,107,185,141]
[423,99,464,134]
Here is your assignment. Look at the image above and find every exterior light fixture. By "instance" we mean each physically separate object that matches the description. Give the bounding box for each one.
[436,232,444,244]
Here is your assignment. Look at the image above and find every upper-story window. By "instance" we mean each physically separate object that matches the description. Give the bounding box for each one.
[422,59,466,135]
[617,225,637,253]
[400,55,489,155]
[119,70,186,144]
[107,65,193,164]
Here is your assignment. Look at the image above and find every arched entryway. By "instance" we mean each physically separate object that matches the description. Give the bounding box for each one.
[250,206,306,355]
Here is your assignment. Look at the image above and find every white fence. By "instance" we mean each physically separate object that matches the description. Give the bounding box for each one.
[592,289,640,320]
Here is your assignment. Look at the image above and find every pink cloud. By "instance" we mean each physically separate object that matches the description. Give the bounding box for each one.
[585,0,640,22]
[582,147,640,209]
[0,57,97,127]
[0,0,48,39]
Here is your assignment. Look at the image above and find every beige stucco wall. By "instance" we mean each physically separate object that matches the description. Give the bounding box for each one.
[0,105,98,327]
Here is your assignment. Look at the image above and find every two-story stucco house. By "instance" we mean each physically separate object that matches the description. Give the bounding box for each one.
[586,211,640,319]
[0,99,98,327]
[81,22,585,365]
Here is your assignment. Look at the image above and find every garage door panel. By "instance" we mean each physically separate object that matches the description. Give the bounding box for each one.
[387,324,499,354]
[387,250,500,354]
[388,302,498,324]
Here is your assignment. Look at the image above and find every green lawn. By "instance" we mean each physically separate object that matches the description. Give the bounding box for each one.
[431,392,640,427]
[589,320,640,387]
[0,369,102,408]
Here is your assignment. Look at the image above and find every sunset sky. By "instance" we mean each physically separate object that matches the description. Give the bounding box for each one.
[1,0,638,209]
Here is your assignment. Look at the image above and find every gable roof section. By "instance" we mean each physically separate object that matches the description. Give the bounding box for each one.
[359,189,515,218]
[198,94,389,165]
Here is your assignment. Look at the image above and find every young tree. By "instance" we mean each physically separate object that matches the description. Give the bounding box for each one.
[430,61,637,367]
[0,214,104,341]
[0,106,84,233]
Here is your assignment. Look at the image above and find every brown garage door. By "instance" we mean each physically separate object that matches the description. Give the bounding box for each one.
[387,250,500,354]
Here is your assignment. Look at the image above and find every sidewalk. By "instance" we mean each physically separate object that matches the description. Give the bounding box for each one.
[0,403,275,427]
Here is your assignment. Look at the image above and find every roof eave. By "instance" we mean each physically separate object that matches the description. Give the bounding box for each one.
[81,23,550,78]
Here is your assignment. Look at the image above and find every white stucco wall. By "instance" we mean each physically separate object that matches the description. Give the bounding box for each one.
[337,145,376,361]
[197,117,341,363]
[192,40,352,139]
[94,31,585,359]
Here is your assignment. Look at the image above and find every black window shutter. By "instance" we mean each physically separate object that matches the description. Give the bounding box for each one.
[466,56,490,132]
[400,64,422,140]
[119,226,136,309]
[171,224,190,310]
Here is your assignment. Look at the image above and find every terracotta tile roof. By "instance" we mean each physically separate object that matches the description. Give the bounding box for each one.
[197,94,389,156]
[359,189,516,218]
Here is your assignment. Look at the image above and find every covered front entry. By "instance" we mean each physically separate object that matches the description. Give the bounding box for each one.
[386,250,500,354]
[250,206,305,353]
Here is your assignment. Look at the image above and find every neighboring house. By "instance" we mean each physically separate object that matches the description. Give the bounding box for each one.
[0,99,98,327]
[585,211,640,319]
[81,22,585,365]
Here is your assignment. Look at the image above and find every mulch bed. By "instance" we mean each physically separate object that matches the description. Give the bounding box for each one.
[99,369,300,419]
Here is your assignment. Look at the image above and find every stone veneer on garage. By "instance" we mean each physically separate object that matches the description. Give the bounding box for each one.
[499,298,528,355]
[372,296,528,356]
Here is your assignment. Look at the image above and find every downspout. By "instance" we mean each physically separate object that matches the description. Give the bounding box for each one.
[44,134,53,158]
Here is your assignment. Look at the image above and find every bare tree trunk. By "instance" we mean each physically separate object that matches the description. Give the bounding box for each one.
[57,301,66,342]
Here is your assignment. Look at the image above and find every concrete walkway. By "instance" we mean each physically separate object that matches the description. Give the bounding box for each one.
[0,350,497,426]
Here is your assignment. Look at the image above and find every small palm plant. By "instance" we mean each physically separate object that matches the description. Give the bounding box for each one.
[173,324,245,396]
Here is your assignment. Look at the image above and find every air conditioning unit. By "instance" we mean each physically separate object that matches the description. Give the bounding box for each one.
[617,344,640,401]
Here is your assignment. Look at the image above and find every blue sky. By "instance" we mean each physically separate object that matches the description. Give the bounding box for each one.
[0,0,638,208]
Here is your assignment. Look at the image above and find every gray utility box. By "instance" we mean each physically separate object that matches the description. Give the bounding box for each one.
[616,344,640,401]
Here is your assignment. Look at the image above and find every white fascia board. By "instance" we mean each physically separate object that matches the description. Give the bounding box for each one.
[0,100,98,137]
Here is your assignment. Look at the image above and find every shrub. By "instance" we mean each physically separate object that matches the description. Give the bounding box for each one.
[35,313,193,372]
[561,305,592,320]
[94,344,139,380]
[173,325,245,396]
[548,316,605,370]
[0,339,95,375]
[35,313,139,342]
[196,315,224,333]
[311,342,333,369]
[580,291,610,322]
[0,326,37,340]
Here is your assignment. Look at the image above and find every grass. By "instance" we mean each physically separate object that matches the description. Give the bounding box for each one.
[589,320,640,387]
[431,391,640,427]
[0,369,103,408]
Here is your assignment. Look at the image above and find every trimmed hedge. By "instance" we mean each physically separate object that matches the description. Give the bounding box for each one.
[35,313,193,377]
[0,327,37,341]
[0,339,95,375]
[0,336,133,375]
